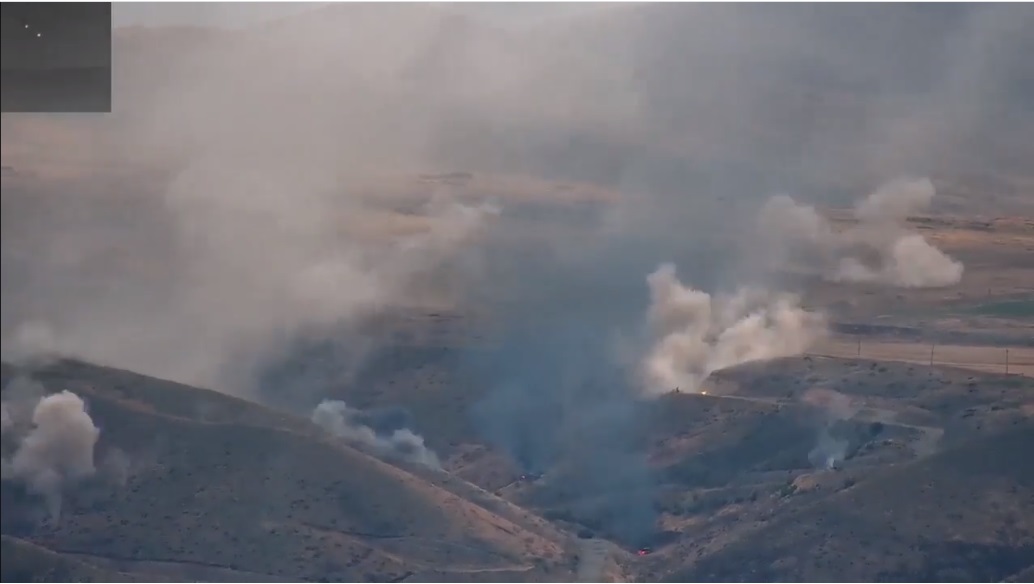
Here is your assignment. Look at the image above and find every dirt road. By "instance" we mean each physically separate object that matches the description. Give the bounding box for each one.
[811,338,1034,377]
[576,538,610,582]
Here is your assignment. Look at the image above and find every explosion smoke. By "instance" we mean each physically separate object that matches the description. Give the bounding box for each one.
[312,399,441,469]
[803,388,861,470]
[1,390,100,520]
[641,263,826,395]
[759,178,964,288]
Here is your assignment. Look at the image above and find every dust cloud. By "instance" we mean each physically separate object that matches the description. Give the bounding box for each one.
[1,387,100,520]
[312,399,441,469]
[642,263,827,395]
[759,178,964,288]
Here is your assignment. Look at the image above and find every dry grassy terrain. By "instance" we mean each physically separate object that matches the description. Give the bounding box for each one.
[813,338,1034,377]
[1,360,587,583]
[811,213,1034,320]
[3,10,1033,579]
[665,424,1034,582]
[4,158,1031,581]
[5,354,1031,582]
[1,535,146,582]
[253,311,1034,582]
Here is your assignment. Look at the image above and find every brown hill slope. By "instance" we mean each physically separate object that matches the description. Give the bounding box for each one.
[0,359,580,582]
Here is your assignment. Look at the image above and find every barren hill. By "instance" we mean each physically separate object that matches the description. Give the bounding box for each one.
[3,4,1033,582]
[1,534,144,582]
[665,423,1034,582]
[2,348,1030,582]
[0,359,582,582]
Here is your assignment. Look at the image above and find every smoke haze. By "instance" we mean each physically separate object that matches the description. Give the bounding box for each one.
[4,4,1027,388]
[2,2,1031,545]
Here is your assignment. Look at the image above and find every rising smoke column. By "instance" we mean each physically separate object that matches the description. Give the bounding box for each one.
[641,263,826,395]
[802,387,860,470]
[759,177,964,288]
[312,399,441,469]
[1,390,100,520]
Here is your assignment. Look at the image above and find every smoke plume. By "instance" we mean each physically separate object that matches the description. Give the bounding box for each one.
[759,178,964,288]
[312,399,441,469]
[802,388,860,470]
[641,263,827,395]
[1,389,100,520]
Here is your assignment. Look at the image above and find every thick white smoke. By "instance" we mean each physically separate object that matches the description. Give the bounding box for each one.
[641,263,827,395]
[1,389,100,520]
[311,400,441,469]
[759,178,964,288]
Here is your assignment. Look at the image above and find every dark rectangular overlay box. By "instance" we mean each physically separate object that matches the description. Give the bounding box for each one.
[1,2,113,113]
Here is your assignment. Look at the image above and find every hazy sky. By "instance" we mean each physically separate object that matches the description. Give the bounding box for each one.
[112,2,609,29]
[113,2,321,28]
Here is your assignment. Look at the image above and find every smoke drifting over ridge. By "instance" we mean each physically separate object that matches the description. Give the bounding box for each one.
[1,382,100,520]
[312,400,441,469]
[759,178,964,288]
[1,168,498,393]
[642,263,826,395]
[1,3,1030,546]
[2,4,1026,392]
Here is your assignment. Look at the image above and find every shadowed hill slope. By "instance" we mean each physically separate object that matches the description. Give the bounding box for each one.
[662,422,1034,582]
[1,534,145,582]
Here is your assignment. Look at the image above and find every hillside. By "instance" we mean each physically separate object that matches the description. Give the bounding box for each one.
[3,4,1033,582]
[1,535,144,582]
[1,359,584,582]
[247,310,1034,581]
[2,348,1030,582]
[664,423,1034,582]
